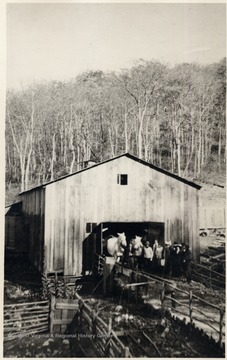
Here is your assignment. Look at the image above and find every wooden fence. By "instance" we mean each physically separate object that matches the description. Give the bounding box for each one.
[115,264,225,347]
[4,300,49,340]
[93,253,104,275]
[50,297,79,333]
[160,280,225,346]
[192,262,225,290]
[74,293,131,357]
[48,294,131,357]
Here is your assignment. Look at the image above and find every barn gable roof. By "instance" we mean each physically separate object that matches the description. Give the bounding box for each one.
[19,153,201,195]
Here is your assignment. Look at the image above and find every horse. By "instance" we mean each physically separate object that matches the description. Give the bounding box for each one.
[130,235,143,269]
[106,232,127,261]
[131,235,143,255]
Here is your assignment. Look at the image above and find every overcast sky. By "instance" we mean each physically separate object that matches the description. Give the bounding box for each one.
[7,3,226,90]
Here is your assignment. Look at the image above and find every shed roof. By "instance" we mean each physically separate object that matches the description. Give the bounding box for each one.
[19,153,201,195]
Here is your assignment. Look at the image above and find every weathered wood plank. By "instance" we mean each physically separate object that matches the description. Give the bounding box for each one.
[4,300,49,308]
[64,183,69,275]
[52,319,71,325]
[55,303,79,310]
[5,317,49,326]
[20,155,200,276]
[4,325,49,336]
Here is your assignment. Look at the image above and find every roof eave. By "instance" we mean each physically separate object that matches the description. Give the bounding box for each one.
[19,153,201,194]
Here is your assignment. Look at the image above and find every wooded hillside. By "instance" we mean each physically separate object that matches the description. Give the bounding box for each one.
[5,58,226,201]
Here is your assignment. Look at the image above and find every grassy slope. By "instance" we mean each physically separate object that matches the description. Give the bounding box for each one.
[199,184,225,207]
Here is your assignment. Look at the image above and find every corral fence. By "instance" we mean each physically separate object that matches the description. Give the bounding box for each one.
[94,253,104,275]
[49,293,131,357]
[192,262,225,290]
[115,264,225,348]
[50,296,79,333]
[4,300,49,340]
[4,293,132,356]
[74,293,131,357]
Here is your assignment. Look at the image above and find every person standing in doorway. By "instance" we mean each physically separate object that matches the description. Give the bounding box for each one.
[152,239,159,271]
[164,239,171,275]
[156,243,164,272]
[171,243,182,277]
[181,244,192,284]
[143,241,153,273]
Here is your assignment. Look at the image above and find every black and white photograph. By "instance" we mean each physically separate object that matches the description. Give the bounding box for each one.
[3,2,226,358]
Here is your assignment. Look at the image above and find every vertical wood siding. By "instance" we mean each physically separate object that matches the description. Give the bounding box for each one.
[5,216,25,250]
[21,189,45,272]
[41,156,200,275]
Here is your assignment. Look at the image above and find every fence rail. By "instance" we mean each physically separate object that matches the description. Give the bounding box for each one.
[50,297,79,334]
[4,300,49,340]
[94,253,104,275]
[74,293,131,357]
[147,272,224,346]
[115,264,225,347]
[48,293,131,357]
[192,262,225,290]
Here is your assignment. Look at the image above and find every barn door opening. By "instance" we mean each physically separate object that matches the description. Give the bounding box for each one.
[99,221,165,250]
[82,221,165,274]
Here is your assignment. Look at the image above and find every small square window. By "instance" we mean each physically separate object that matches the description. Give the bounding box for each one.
[86,223,97,233]
[117,174,128,185]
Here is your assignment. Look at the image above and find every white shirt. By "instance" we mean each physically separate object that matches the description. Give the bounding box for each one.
[144,246,153,260]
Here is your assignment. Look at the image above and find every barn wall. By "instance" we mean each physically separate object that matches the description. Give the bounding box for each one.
[44,156,200,275]
[5,203,26,251]
[20,188,45,272]
[5,216,25,250]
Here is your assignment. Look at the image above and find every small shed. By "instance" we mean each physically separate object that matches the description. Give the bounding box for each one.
[15,153,201,275]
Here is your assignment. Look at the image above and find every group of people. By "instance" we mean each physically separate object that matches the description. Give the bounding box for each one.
[123,237,192,284]
[168,242,193,283]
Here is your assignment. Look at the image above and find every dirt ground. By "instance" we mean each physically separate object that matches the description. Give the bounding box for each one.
[199,183,225,208]
[3,297,224,358]
[3,229,225,357]
[201,233,223,246]
[71,295,224,358]
[4,334,72,358]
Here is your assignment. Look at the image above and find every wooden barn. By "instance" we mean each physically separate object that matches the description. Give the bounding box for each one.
[12,153,201,275]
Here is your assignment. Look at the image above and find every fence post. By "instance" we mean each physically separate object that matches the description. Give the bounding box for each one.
[124,346,130,357]
[209,266,212,288]
[135,272,138,304]
[121,346,130,358]
[91,308,97,336]
[161,282,166,311]
[95,253,99,276]
[189,290,193,323]
[105,317,112,356]
[103,257,115,296]
[78,299,83,327]
[50,295,56,334]
[219,308,224,346]
[43,246,47,275]
[128,271,132,304]
[171,291,176,309]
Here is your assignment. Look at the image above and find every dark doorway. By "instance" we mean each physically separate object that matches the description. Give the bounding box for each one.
[99,221,164,251]
[82,221,164,273]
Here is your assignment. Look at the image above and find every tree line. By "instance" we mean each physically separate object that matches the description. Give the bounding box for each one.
[6,58,226,193]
